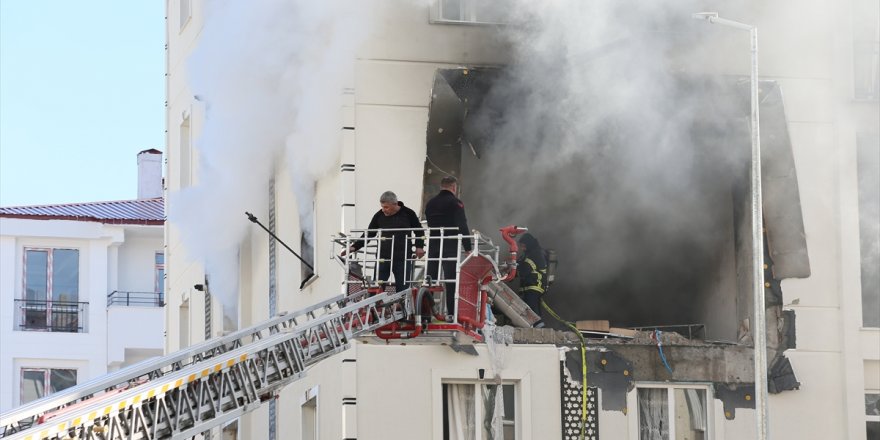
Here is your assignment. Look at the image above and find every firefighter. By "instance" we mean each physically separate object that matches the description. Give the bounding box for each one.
[347,191,424,291]
[425,176,472,319]
[517,233,547,317]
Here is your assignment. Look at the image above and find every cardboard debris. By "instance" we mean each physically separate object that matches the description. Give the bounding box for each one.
[576,320,610,332]
[608,327,638,337]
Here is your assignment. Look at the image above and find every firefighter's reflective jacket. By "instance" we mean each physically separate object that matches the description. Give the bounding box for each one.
[519,253,548,294]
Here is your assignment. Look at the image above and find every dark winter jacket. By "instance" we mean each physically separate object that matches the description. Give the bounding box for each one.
[424,189,472,255]
[351,202,424,259]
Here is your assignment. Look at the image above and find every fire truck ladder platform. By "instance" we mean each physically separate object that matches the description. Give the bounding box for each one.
[1,288,408,440]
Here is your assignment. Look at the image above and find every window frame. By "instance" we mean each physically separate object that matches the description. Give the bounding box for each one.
[155,252,165,296]
[430,0,511,26]
[857,133,880,328]
[626,382,714,440]
[21,247,81,331]
[299,199,318,290]
[300,385,319,440]
[851,0,879,101]
[432,368,531,439]
[179,112,192,188]
[867,391,880,426]
[178,0,192,32]
[440,380,520,440]
[23,247,80,300]
[19,367,78,405]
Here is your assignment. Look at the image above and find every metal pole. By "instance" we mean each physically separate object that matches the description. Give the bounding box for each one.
[748,26,769,440]
[692,13,767,439]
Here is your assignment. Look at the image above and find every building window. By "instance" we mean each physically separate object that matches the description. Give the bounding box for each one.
[852,0,879,100]
[179,299,190,349]
[155,252,165,296]
[300,231,315,287]
[179,0,192,31]
[179,114,192,188]
[858,134,880,327]
[300,201,318,289]
[20,248,84,332]
[221,421,239,440]
[629,384,710,440]
[302,396,318,440]
[20,368,77,405]
[431,0,511,25]
[868,393,880,439]
[443,382,517,440]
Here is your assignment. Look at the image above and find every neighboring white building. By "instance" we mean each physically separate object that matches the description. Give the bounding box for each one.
[164,2,878,440]
[0,149,166,413]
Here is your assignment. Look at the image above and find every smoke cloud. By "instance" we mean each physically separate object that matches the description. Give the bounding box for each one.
[459,1,750,328]
[169,0,371,319]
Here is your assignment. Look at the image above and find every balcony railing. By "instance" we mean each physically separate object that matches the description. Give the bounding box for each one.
[107,291,164,307]
[14,300,88,333]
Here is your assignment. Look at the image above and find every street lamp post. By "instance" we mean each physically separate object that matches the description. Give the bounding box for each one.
[692,12,768,440]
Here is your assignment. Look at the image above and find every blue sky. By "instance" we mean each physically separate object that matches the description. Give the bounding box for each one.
[0,1,165,207]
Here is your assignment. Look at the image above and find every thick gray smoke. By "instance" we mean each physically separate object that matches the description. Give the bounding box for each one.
[460,1,750,327]
[169,0,371,320]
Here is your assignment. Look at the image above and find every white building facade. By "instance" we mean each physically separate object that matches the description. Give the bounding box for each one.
[164,1,878,439]
[0,150,166,414]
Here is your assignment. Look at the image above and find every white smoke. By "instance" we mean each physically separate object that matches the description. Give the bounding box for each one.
[456,1,749,326]
[169,0,372,320]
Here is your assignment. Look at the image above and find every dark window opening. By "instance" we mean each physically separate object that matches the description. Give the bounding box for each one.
[425,68,809,342]
[300,231,316,288]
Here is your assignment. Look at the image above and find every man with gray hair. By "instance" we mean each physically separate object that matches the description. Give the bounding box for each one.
[347,191,425,291]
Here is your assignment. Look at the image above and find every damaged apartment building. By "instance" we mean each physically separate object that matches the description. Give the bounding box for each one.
[155,1,876,438]
[160,0,880,439]
[3,1,875,440]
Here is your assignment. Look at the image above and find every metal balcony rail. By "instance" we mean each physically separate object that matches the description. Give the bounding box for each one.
[332,227,500,323]
[333,227,498,288]
[13,300,88,333]
[107,291,165,307]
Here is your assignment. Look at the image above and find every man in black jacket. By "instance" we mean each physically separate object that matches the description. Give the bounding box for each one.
[348,191,424,291]
[424,176,471,319]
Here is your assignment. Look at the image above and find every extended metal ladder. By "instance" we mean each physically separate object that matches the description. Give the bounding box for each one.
[0,289,409,440]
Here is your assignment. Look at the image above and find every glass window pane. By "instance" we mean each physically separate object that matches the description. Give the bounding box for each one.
[868,421,880,439]
[25,250,48,301]
[675,389,707,440]
[638,388,669,440]
[301,232,315,283]
[867,393,880,416]
[502,384,515,421]
[482,384,504,439]
[21,370,46,404]
[446,383,476,440]
[156,252,165,265]
[157,268,165,294]
[858,135,880,327]
[472,0,509,23]
[49,369,76,394]
[441,0,463,21]
[52,249,79,302]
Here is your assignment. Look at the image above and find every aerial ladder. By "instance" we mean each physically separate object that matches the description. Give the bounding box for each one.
[0,226,539,440]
